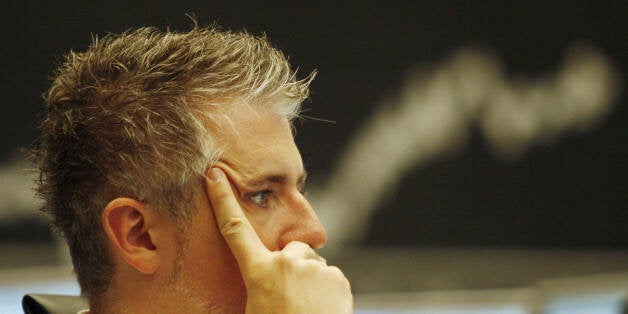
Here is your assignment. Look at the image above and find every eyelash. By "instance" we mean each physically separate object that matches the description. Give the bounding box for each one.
[249,190,272,207]
[247,185,308,208]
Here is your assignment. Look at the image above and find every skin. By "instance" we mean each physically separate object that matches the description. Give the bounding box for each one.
[99,105,335,313]
[205,167,352,314]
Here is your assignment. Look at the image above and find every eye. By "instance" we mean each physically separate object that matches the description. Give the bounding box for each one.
[249,190,272,207]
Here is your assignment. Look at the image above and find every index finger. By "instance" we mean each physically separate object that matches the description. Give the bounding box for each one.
[205,167,268,268]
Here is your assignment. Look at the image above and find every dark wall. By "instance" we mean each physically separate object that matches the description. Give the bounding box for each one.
[3,1,627,248]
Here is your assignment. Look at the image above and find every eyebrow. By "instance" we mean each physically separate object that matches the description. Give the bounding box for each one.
[247,170,308,188]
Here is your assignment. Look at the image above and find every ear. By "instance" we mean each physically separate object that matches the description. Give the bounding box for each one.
[102,198,160,275]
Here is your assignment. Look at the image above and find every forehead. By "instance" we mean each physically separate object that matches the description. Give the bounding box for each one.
[212,105,303,180]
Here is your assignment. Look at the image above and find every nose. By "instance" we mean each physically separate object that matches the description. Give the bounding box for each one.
[278,193,327,250]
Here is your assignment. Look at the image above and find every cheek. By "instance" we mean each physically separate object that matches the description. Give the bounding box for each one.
[242,203,273,223]
[176,204,246,298]
[244,208,285,251]
[237,197,280,250]
[179,208,224,272]
[179,193,237,275]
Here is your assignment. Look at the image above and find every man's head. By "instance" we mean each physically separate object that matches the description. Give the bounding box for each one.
[34,24,325,311]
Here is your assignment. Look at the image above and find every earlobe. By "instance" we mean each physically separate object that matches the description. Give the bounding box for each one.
[102,198,160,275]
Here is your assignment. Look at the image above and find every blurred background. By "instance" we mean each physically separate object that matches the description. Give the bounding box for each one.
[1,1,627,313]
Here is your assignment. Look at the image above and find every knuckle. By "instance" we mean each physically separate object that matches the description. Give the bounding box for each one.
[284,240,309,251]
[247,274,273,293]
[245,264,266,283]
[274,252,294,268]
[326,265,343,275]
[212,187,230,202]
[342,274,352,290]
[219,217,246,237]
[326,266,350,285]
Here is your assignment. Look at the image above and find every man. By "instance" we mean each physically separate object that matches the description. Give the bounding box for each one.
[34,24,352,313]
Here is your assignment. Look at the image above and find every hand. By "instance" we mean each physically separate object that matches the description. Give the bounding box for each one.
[205,168,353,314]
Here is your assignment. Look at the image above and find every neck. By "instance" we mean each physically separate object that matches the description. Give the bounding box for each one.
[95,275,233,313]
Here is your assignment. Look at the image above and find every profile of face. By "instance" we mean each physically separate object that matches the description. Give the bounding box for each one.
[164,105,328,312]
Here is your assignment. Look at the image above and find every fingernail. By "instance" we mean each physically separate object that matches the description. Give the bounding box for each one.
[207,168,223,182]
